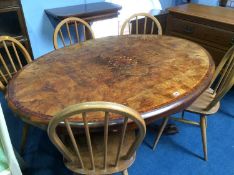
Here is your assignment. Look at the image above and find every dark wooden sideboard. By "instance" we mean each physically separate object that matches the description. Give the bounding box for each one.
[0,0,32,57]
[45,2,122,22]
[166,3,234,65]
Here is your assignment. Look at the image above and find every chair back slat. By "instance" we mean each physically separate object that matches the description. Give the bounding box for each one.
[83,25,87,41]
[215,56,234,95]
[115,117,128,167]
[82,112,95,170]
[128,22,131,34]
[0,70,8,84]
[143,17,147,34]
[53,17,95,49]
[103,112,109,169]
[0,36,32,92]
[48,101,146,174]
[64,119,84,169]
[206,45,234,110]
[12,42,23,69]
[213,52,234,94]
[66,22,72,45]
[3,41,17,73]
[211,45,234,85]
[136,16,138,35]
[207,69,234,110]
[151,21,154,34]
[0,53,12,79]
[59,29,66,47]
[74,22,80,43]
[120,12,162,35]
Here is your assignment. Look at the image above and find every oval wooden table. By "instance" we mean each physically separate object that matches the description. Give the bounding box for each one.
[6,35,215,127]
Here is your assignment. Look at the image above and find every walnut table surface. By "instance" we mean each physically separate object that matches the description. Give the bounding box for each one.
[6,35,215,127]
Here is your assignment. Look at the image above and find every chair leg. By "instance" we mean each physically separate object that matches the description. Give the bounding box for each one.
[152,116,169,150]
[122,169,128,175]
[20,123,30,155]
[200,114,208,161]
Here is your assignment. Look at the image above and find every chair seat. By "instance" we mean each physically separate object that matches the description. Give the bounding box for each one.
[186,88,220,115]
[65,129,136,175]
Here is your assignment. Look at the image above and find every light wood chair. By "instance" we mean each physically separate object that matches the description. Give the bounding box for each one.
[53,17,95,49]
[0,36,32,92]
[120,13,162,35]
[152,45,234,161]
[0,36,32,155]
[0,103,22,175]
[48,101,146,175]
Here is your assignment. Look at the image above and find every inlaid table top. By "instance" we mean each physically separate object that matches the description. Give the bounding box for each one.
[6,35,215,126]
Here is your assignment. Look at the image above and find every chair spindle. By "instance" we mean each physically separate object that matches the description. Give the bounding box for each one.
[136,16,138,35]
[74,22,80,43]
[151,21,154,34]
[128,23,131,34]
[12,42,23,69]
[82,112,95,170]
[59,30,66,47]
[0,70,7,84]
[83,25,86,41]
[0,53,12,79]
[214,53,234,94]
[66,22,72,45]
[143,17,147,34]
[115,117,128,166]
[64,119,84,169]
[104,112,109,169]
[3,41,17,73]
[218,58,234,93]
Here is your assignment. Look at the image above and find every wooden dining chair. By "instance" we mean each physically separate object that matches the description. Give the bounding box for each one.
[48,101,146,175]
[53,17,95,49]
[152,45,234,161]
[120,13,162,35]
[0,36,32,155]
[0,36,32,92]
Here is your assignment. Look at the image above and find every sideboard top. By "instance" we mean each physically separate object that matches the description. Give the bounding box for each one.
[168,3,234,26]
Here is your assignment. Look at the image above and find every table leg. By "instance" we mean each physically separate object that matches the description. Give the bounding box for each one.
[152,116,169,150]
[20,123,29,155]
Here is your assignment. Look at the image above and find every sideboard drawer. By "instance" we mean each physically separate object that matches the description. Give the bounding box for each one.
[168,16,234,49]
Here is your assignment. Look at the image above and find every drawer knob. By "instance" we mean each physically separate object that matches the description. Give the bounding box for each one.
[184,25,194,34]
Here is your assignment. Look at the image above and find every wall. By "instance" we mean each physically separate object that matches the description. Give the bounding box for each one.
[194,0,219,5]
[21,0,103,58]
[21,0,219,58]
[159,0,188,9]
[191,0,219,6]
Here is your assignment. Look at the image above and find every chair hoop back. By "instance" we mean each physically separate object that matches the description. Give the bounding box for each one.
[53,17,95,49]
[0,36,32,92]
[48,101,146,174]
[120,12,162,35]
[207,45,234,110]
